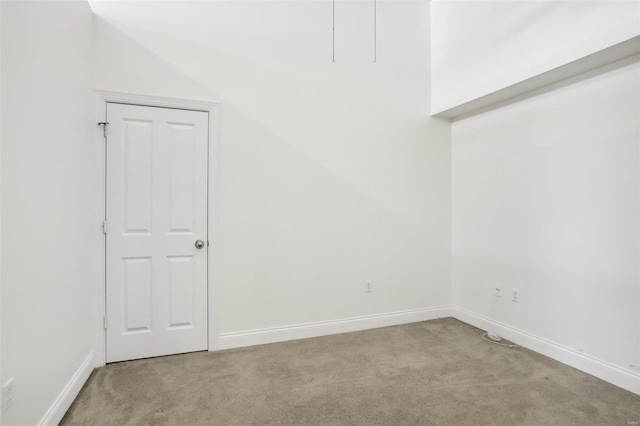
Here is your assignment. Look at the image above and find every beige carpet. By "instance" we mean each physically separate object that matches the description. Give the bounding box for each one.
[61,318,640,425]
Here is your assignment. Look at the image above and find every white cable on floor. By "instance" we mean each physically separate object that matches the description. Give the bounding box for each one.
[482,333,518,348]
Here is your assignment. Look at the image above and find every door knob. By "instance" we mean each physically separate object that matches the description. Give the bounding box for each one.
[195,240,205,249]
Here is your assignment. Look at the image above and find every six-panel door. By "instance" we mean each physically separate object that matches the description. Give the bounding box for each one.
[106,103,208,363]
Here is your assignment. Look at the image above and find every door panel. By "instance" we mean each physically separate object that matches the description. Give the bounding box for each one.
[168,123,197,234]
[168,255,196,329]
[123,119,153,234]
[106,103,208,363]
[122,256,152,334]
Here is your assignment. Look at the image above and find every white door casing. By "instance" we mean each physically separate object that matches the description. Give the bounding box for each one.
[106,103,208,363]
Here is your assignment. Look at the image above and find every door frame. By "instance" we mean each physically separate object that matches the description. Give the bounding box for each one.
[93,90,221,367]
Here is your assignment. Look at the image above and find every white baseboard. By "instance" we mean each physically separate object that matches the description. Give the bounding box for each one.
[218,306,451,350]
[38,352,94,426]
[451,306,640,396]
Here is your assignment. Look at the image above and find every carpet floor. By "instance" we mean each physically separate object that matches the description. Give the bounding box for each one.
[61,318,640,425]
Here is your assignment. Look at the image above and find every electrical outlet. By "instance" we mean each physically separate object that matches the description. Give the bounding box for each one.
[512,288,520,302]
[494,286,502,297]
[365,281,372,293]
[3,378,13,413]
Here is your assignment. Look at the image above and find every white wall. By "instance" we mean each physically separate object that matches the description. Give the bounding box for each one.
[0,2,3,421]
[1,2,95,424]
[90,0,451,336]
[431,0,640,114]
[452,58,640,375]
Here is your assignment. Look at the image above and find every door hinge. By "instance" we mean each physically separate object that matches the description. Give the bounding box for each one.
[98,122,109,139]
[103,316,108,330]
[102,221,107,234]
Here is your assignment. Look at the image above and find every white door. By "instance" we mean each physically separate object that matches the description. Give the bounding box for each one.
[106,103,209,363]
